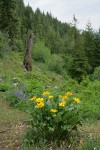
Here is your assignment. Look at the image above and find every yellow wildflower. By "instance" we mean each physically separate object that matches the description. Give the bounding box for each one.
[36,98,44,103]
[48,95,53,99]
[73,98,81,103]
[58,101,66,107]
[65,92,73,97]
[59,95,68,101]
[35,102,44,108]
[62,95,68,101]
[43,91,50,96]
[50,109,58,113]
[30,96,36,101]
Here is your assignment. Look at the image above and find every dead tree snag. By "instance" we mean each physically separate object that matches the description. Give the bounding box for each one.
[23,31,34,71]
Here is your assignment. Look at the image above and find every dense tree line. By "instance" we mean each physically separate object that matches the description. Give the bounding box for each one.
[0,0,100,81]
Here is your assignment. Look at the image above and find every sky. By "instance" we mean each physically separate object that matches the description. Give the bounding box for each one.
[24,0,100,30]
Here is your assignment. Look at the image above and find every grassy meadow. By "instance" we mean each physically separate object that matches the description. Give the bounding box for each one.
[0,49,100,149]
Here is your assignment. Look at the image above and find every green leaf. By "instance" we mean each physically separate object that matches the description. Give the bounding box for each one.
[48,127,55,132]
[54,114,62,123]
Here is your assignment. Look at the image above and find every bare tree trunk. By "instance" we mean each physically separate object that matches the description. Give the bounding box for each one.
[23,31,34,71]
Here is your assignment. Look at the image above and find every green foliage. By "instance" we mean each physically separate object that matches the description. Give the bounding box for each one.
[0,82,12,92]
[46,54,64,74]
[59,79,80,94]
[66,21,90,81]
[0,31,11,57]
[82,23,95,73]
[27,91,83,145]
[25,79,45,97]
[93,35,100,68]
[79,80,100,119]
[63,54,74,72]
[32,41,51,62]
[24,5,34,31]
[92,66,100,81]
[0,0,19,49]
[7,93,20,106]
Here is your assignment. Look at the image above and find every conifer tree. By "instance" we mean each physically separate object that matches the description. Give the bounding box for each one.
[67,16,89,81]
[82,22,95,73]
[16,0,26,40]
[93,32,100,68]
[25,5,34,30]
[0,0,19,49]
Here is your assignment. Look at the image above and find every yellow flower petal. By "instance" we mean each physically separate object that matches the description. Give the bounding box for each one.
[30,96,36,101]
[65,92,73,97]
[59,95,68,101]
[43,91,50,96]
[58,101,66,107]
[35,102,44,108]
[50,109,58,113]
[73,98,81,103]
[48,95,53,99]
[36,98,44,103]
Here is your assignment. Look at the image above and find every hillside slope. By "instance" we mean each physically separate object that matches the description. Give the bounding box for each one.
[0,51,100,149]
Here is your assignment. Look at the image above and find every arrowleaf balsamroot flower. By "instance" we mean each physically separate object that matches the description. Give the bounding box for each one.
[35,102,44,108]
[43,91,50,96]
[29,91,83,143]
[58,101,66,107]
[30,96,36,101]
[48,95,53,99]
[59,95,68,101]
[36,98,44,103]
[50,109,58,113]
[65,92,73,97]
[73,98,81,103]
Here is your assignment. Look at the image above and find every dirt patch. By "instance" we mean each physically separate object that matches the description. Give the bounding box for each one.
[78,120,100,139]
[0,123,27,150]
[0,98,30,150]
